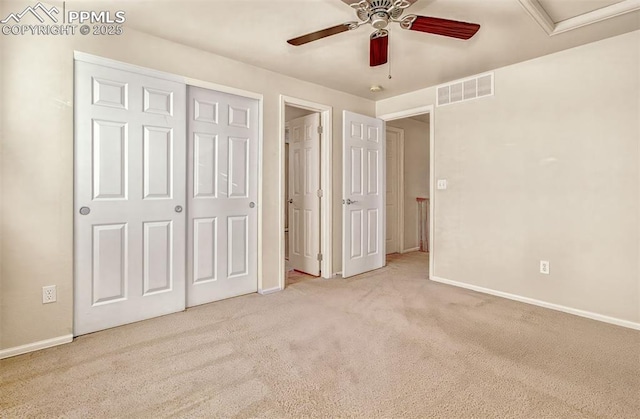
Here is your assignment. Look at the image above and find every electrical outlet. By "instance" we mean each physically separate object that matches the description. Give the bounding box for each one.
[539,261,550,275]
[42,285,57,304]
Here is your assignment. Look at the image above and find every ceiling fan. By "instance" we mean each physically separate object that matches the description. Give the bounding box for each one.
[287,0,481,67]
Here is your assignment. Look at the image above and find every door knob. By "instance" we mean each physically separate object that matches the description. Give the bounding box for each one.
[79,206,91,215]
[249,202,255,208]
[288,199,293,204]
[346,198,357,205]
[175,205,183,213]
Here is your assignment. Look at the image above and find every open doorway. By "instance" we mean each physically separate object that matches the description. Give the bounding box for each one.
[279,96,333,289]
[379,106,434,278]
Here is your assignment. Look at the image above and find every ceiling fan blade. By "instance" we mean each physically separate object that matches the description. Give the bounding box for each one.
[407,16,480,40]
[287,23,354,46]
[370,30,388,67]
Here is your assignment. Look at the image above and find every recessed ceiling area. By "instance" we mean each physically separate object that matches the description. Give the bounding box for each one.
[59,0,640,100]
[518,0,639,36]
[409,114,431,125]
[538,0,625,22]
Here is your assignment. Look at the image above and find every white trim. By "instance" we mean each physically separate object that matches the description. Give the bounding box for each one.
[431,276,640,331]
[258,286,282,296]
[73,51,184,83]
[385,126,405,254]
[279,95,333,288]
[517,0,555,34]
[401,247,420,253]
[398,130,405,254]
[74,51,264,101]
[518,0,640,36]
[378,105,433,122]
[378,105,435,280]
[0,334,73,360]
[256,98,265,294]
[184,78,263,101]
[429,108,434,279]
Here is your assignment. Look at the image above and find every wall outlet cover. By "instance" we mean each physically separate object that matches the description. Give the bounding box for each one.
[540,260,550,275]
[43,285,57,304]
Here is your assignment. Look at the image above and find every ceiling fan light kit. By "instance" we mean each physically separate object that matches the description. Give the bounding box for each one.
[287,0,481,67]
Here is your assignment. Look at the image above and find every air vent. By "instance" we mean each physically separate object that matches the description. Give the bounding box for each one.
[436,72,494,107]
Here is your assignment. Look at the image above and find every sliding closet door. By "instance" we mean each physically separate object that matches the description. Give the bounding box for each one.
[74,60,186,335]
[186,87,259,307]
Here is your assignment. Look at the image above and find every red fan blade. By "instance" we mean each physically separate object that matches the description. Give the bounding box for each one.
[287,23,354,46]
[407,16,480,40]
[370,31,388,67]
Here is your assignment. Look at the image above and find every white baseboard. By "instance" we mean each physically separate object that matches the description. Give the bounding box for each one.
[431,276,640,331]
[0,334,73,360]
[258,286,282,296]
[401,247,420,254]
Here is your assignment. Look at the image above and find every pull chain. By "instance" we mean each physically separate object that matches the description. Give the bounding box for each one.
[388,34,392,79]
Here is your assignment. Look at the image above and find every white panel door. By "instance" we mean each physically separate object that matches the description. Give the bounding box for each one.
[187,86,259,307]
[287,113,320,276]
[386,127,402,254]
[342,111,385,278]
[74,61,186,336]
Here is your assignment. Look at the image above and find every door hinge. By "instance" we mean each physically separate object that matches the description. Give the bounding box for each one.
[317,125,323,135]
[317,189,323,198]
[317,253,323,261]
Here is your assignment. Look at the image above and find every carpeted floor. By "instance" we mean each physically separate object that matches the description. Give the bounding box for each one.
[1,252,639,418]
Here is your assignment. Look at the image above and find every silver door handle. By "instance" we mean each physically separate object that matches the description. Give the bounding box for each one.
[79,207,90,215]
[175,205,183,213]
[249,202,255,208]
[346,198,357,205]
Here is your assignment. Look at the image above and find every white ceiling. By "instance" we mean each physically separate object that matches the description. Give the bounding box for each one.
[68,0,640,99]
[538,0,624,22]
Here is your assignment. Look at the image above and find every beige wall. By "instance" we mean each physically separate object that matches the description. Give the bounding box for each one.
[285,106,315,122]
[387,118,430,251]
[0,4,374,349]
[378,30,640,324]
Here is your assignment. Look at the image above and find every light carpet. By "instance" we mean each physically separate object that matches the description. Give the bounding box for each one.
[1,252,639,418]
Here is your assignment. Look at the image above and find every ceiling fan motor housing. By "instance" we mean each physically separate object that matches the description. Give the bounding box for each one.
[371,12,389,29]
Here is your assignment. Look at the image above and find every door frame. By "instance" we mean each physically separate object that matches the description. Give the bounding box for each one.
[378,105,434,279]
[73,51,267,296]
[279,95,333,287]
[385,126,405,254]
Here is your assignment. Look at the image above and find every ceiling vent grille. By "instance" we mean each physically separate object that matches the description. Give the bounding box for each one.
[437,72,494,107]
